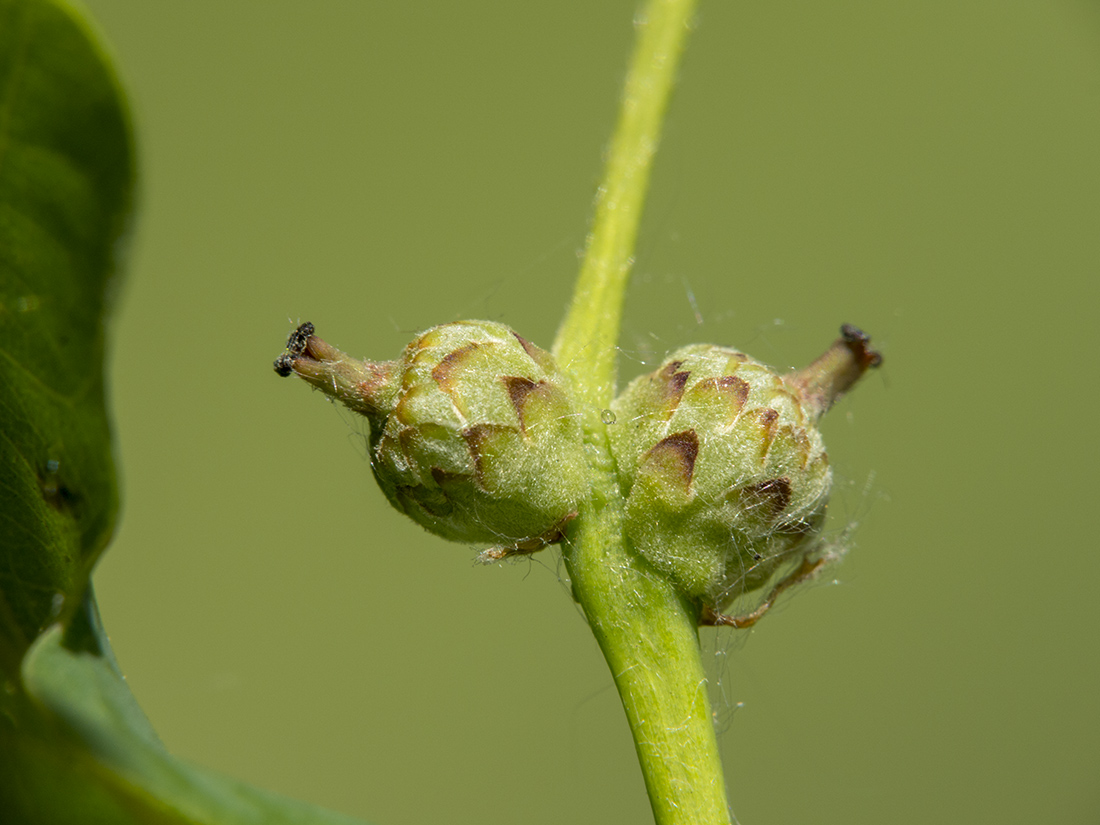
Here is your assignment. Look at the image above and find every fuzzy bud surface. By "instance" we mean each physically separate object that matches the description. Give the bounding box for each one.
[610,327,880,613]
[276,321,588,552]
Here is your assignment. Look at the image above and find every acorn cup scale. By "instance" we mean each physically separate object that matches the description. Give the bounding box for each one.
[610,325,881,621]
[275,320,589,553]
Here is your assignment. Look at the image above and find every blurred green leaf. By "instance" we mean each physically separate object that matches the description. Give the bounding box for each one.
[0,2,371,821]
[6,609,369,824]
[0,0,131,667]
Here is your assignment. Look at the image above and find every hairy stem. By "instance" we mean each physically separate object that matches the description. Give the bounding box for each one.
[564,501,731,825]
[552,0,696,402]
[553,1,730,823]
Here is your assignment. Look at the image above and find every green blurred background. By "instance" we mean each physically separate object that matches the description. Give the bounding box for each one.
[81,1,1099,823]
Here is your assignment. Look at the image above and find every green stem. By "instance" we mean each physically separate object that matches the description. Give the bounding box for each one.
[552,1,730,823]
[565,504,731,825]
[552,0,696,402]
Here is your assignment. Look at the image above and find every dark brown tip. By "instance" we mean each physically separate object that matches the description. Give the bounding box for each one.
[758,407,779,426]
[716,374,751,405]
[287,322,315,354]
[644,360,690,420]
[783,325,882,419]
[751,408,780,461]
[430,466,458,488]
[461,423,512,488]
[689,375,750,425]
[660,360,691,394]
[644,429,700,489]
[738,477,792,519]
[431,342,480,392]
[501,376,553,434]
[274,322,315,376]
[273,354,294,377]
[510,331,555,371]
[840,324,884,369]
[503,375,539,408]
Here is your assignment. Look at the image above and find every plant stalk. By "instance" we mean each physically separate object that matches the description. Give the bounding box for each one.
[552,1,731,823]
[552,0,695,399]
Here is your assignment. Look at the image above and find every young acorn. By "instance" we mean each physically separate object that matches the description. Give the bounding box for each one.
[609,325,881,624]
[275,320,588,555]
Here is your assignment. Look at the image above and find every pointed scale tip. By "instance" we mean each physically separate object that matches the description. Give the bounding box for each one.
[784,324,882,420]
